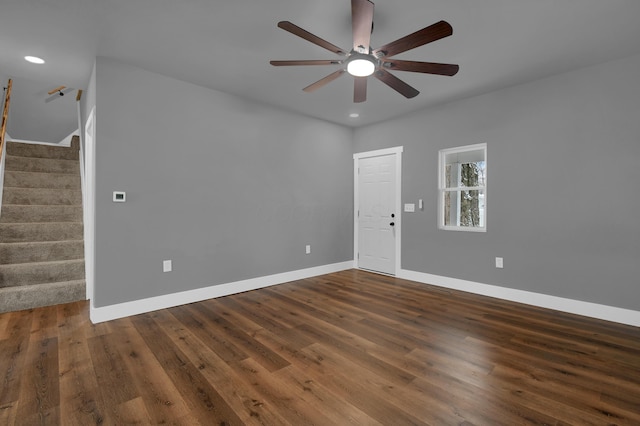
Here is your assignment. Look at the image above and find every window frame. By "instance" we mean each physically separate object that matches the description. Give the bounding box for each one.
[438,143,487,232]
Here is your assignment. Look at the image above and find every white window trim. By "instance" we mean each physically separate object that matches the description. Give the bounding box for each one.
[438,143,487,232]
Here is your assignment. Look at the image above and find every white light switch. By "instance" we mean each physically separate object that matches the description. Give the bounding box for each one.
[495,257,503,269]
[163,260,172,272]
[404,203,415,212]
[305,245,311,254]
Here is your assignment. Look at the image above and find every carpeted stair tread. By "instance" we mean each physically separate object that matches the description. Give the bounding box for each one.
[2,187,82,205]
[3,170,80,189]
[0,222,83,243]
[0,259,85,288]
[0,241,84,265]
[0,139,86,312]
[0,205,82,223]
[6,141,79,160]
[5,155,80,174]
[0,280,85,313]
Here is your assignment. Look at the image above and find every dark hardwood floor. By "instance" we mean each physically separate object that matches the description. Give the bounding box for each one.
[1,269,639,425]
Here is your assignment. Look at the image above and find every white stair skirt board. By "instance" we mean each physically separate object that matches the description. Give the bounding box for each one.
[399,269,640,328]
[4,130,79,147]
[90,261,354,323]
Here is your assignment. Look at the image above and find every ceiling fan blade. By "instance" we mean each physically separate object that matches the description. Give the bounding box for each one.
[384,59,459,76]
[278,21,347,56]
[352,0,374,52]
[303,69,347,93]
[373,21,453,59]
[47,85,66,95]
[354,77,367,103]
[374,69,419,98]
[45,87,74,103]
[270,60,342,66]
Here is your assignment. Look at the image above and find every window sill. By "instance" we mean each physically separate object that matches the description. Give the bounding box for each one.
[438,225,486,233]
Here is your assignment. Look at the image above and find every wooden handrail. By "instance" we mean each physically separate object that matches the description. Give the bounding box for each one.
[1,79,12,161]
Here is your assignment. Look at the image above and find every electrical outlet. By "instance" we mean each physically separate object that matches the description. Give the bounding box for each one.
[305,245,311,255]
[163,260,172,272]
[495,257,503,269]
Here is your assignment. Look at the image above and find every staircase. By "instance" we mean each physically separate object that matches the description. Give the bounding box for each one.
[0,137,85,313]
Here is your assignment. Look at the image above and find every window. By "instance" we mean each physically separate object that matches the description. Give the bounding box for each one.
[438,143,486,232]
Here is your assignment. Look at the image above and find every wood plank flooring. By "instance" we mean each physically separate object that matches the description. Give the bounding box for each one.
[1,269,639,425]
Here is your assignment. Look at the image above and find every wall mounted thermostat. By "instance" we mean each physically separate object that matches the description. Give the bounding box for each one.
[113,191,126,202]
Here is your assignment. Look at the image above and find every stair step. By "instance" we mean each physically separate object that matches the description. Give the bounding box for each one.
[5,155,79,174]
[0,280,85,313]
[0,241,84,265]
[2,187,82,205]
[6,141,79,160]
[0,222,83,243]
[0,138,86,312]
[0,259,85,288]
[3,170,81,189]
[0,205,83,223]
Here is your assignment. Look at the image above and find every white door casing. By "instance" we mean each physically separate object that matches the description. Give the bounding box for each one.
[84,107,96,303]
[354,147,402,275]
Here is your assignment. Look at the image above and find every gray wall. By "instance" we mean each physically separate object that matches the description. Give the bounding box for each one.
[94,57,353,307]
[80,60,96,155]
[4,76,79,144]
[354,53,640,311]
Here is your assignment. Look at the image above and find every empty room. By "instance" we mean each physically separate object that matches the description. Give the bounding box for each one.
[1,0,639,424]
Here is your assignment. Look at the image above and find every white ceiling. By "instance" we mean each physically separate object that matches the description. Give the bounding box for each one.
[2,0,640,140]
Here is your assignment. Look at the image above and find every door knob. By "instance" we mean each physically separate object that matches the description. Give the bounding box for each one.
[390,222,395,226]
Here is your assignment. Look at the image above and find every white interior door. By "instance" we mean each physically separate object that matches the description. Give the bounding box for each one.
[356,152,398,275]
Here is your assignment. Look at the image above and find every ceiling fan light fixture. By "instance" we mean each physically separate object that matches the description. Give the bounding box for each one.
[347,55,375,77]
[270,3,458,101]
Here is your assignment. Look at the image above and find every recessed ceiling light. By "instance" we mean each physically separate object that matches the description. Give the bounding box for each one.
[24,56,45,64]
[349,113,360,118]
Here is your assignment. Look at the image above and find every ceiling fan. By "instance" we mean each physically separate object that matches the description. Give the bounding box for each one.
[270,0,459,103]
[45,85,74,103]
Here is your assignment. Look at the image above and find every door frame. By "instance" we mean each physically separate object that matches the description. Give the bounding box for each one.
[353,146,403,276]
[83,107,96,303]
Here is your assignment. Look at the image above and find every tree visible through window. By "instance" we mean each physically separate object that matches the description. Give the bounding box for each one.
[439,144,486,231]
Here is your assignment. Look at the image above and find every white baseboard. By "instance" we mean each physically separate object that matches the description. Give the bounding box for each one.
[90,261,354,323]
[398,269,640,328]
